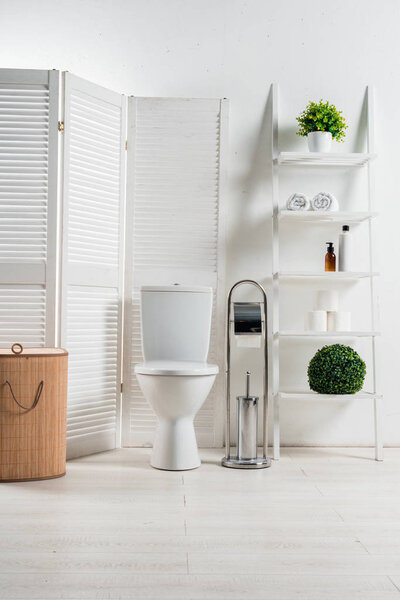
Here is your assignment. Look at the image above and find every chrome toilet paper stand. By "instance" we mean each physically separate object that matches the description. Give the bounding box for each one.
[221,280,271,469]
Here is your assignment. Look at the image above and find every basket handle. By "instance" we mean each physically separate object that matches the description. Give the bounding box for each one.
[11,343,23,355]
[4,380,44,411]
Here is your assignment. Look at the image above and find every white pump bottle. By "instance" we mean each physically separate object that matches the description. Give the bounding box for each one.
[338,225,352,271]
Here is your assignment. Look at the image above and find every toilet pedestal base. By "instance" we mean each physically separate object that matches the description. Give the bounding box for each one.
[151,417,200,471]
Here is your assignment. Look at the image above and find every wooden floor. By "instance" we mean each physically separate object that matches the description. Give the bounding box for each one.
[1,447,400,599]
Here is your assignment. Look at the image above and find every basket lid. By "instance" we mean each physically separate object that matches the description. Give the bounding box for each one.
[0,344,68,357]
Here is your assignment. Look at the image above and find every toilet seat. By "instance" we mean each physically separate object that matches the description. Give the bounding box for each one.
[135,360,219,376]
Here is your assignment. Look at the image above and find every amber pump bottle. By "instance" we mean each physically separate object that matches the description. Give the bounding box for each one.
[325,242,336,272]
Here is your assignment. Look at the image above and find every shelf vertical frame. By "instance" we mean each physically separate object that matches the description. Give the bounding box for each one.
[271,83,280,460]
[367,85,383,460]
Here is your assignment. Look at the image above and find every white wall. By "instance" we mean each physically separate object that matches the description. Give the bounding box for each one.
[1,0,399,445]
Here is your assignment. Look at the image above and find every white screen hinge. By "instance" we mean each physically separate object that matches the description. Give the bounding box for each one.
[125,140,128,151]
[120,382,123,393]
[58,121,65,132]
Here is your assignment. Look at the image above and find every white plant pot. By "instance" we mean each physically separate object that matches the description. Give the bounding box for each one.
[307,131,332,152]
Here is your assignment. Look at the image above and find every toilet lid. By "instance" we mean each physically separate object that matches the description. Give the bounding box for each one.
[135,361,219,376]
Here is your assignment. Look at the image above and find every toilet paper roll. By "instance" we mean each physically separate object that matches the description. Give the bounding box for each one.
[316,290,339,312]
[235,335,262,348]
[332,311,351,331]
[307,310,327,332]
[327,311,336,332]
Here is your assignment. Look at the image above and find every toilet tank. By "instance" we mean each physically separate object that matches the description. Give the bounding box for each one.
[140,285,213,362]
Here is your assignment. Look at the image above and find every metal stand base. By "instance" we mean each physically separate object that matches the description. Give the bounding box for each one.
[221,456,271,469]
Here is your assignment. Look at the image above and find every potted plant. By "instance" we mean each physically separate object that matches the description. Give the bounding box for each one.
[307,344,366,394]
[296,100,348,152]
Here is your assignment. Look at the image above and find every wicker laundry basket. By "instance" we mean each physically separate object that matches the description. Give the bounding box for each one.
[0,344,68,482]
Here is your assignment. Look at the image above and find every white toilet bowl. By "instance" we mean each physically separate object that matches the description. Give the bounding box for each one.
[136,284,218,471]
[135,361,218,470]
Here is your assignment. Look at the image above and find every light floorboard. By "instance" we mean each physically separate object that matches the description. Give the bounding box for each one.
[0,574,397,600]
[0,447,399,599]
[187,552,400,575]
[1,534,367,555]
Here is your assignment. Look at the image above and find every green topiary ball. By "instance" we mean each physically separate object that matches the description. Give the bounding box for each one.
[308,344,366,394]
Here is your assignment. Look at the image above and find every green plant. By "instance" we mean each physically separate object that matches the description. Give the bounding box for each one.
[307,344,366,394]
[296,100,348,142]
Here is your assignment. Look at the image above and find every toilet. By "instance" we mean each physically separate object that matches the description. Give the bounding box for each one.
[135,284,219,471]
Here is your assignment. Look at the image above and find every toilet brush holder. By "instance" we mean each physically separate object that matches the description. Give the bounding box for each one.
[221,280,271,470]
[237,396,258,461]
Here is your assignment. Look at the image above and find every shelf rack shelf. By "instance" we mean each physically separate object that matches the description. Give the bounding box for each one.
[276,271,379,280]
[277,152,376,167]
[279,210,378,224]
[278,391,382,401]
[271,84,382,462]
[278,331,380,338]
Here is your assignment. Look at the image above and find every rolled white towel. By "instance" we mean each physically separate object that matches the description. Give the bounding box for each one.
[286,193,310,211]
[311,191,339,212]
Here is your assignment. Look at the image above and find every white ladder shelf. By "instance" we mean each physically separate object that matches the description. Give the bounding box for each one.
[270,84,383,461]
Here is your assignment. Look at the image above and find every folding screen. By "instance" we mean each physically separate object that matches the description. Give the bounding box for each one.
[0,68,227,456]
[0,69,59,348]
[122,97,228,448]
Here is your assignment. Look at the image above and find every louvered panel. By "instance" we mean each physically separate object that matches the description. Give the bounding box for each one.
[127,291,157,439]
[123,97,227,448]
[195,293,219,444]
[62,74,126,458]
[0,284,45,347]
[66,286,118,439]
[132,100,219,274]
[67,89,121,269]
[0,69,59,349]
[0,84,48,262]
